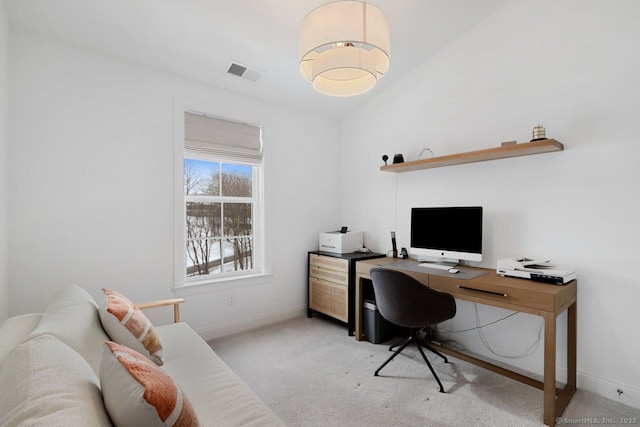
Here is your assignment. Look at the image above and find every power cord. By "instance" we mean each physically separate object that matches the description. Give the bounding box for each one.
[417,326,438,341]
[473,304,544,359]
[446,310,519,333]
[439,304,545,359]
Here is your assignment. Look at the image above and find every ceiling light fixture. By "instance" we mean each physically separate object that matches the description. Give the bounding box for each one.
[299,1,390,97]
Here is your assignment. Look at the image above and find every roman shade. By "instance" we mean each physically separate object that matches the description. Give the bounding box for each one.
[184,112,262,163]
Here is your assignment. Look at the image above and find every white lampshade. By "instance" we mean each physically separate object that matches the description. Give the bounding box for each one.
[299,1,390,97]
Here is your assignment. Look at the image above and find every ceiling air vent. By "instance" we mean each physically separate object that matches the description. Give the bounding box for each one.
[226,61,262,82]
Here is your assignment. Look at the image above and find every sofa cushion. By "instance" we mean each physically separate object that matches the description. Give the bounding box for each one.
[98,288,164,365]
[23,284,110,374]
[156,322,286,426]
[100,341,200,427]
[0,334,112,427]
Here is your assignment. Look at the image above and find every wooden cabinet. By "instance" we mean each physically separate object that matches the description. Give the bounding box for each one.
[309,254,349,322]
[308,251,386,335]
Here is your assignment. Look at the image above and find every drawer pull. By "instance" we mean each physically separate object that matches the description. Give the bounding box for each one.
[457,285,507,298]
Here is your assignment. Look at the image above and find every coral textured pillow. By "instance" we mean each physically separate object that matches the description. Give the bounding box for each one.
[99,288,164,365]
[100,341,200,427]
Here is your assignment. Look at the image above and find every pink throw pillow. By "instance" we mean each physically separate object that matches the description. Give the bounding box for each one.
[99,288,163,365]
[100,341,200,427]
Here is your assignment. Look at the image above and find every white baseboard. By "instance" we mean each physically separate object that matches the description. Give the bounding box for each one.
[578,370,640,410]
[195,306,307,342]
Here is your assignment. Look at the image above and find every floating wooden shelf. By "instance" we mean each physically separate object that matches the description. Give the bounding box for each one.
[380,139,564,173]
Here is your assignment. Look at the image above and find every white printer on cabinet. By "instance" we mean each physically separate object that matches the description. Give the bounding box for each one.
[319,231,363,254]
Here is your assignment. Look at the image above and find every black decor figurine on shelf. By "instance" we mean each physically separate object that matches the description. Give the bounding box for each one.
[393,154,404,164]
[382,154,388,165]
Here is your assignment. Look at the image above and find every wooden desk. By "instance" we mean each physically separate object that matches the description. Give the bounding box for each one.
[355,258,577,427]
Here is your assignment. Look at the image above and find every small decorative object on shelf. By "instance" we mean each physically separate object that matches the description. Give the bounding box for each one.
[501,140,517,147]
[393,154,404,164]
[531,125,546,141]
[419,148,434,159]
[382,154,388,165]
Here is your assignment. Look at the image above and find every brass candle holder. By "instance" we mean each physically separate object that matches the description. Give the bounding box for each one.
[531,125,546,141]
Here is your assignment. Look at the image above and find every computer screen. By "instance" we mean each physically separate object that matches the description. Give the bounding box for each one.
[410,206,483,265]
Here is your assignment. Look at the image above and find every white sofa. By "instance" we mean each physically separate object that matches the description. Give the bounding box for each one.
[0,285,286,426]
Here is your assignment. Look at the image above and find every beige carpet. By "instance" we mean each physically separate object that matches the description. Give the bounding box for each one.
[210,316,639,427]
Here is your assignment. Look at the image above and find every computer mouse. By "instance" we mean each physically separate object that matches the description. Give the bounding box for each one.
[448,268,459,274]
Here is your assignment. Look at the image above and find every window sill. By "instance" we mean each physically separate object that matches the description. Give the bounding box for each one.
[173,272,274,297]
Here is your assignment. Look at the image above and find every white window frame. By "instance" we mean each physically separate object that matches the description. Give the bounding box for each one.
[173,103,265,289]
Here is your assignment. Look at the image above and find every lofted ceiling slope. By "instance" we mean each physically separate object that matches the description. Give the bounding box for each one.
[6,0,508,119]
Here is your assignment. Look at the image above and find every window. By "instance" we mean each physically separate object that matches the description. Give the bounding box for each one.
[176,112,263,286]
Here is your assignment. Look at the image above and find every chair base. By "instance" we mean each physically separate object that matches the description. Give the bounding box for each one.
[374,329,449,393]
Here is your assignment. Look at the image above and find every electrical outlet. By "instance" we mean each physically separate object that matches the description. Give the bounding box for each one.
[227,295,236,306]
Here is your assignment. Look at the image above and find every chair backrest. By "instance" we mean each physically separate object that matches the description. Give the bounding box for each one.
[370,268,456,328]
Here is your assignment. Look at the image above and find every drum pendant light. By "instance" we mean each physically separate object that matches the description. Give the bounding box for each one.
[299,1,390,97]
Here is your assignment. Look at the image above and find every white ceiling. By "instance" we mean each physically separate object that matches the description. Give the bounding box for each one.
[5,0,508,119]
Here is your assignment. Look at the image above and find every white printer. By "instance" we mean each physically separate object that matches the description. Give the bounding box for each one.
[497,257,577,285]
[319,231,363,254]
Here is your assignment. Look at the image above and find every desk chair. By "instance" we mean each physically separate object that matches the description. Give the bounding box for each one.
[370,267,456,393]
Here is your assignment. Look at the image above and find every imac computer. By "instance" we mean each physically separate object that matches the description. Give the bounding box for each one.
[410,206,483,270]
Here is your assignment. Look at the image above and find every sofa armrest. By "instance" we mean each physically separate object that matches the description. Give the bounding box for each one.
[0,313,44,365]
[136,298,185,323]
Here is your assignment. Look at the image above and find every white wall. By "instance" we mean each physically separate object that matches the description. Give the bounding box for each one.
[7,0,640,411]
[0,1,9,322]
[340,0,640,408]
[7,30,341,337]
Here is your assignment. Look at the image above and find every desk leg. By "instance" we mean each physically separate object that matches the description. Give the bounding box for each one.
[567,301,577,391]
[543,311,557,426]
[553,300,578,420]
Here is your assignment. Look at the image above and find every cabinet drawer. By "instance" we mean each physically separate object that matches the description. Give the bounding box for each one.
[309,265,348,286]
[309,277,348,322]
[310,254,348,273]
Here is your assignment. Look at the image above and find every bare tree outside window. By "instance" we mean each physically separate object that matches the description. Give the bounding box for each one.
[184,159,255,278]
